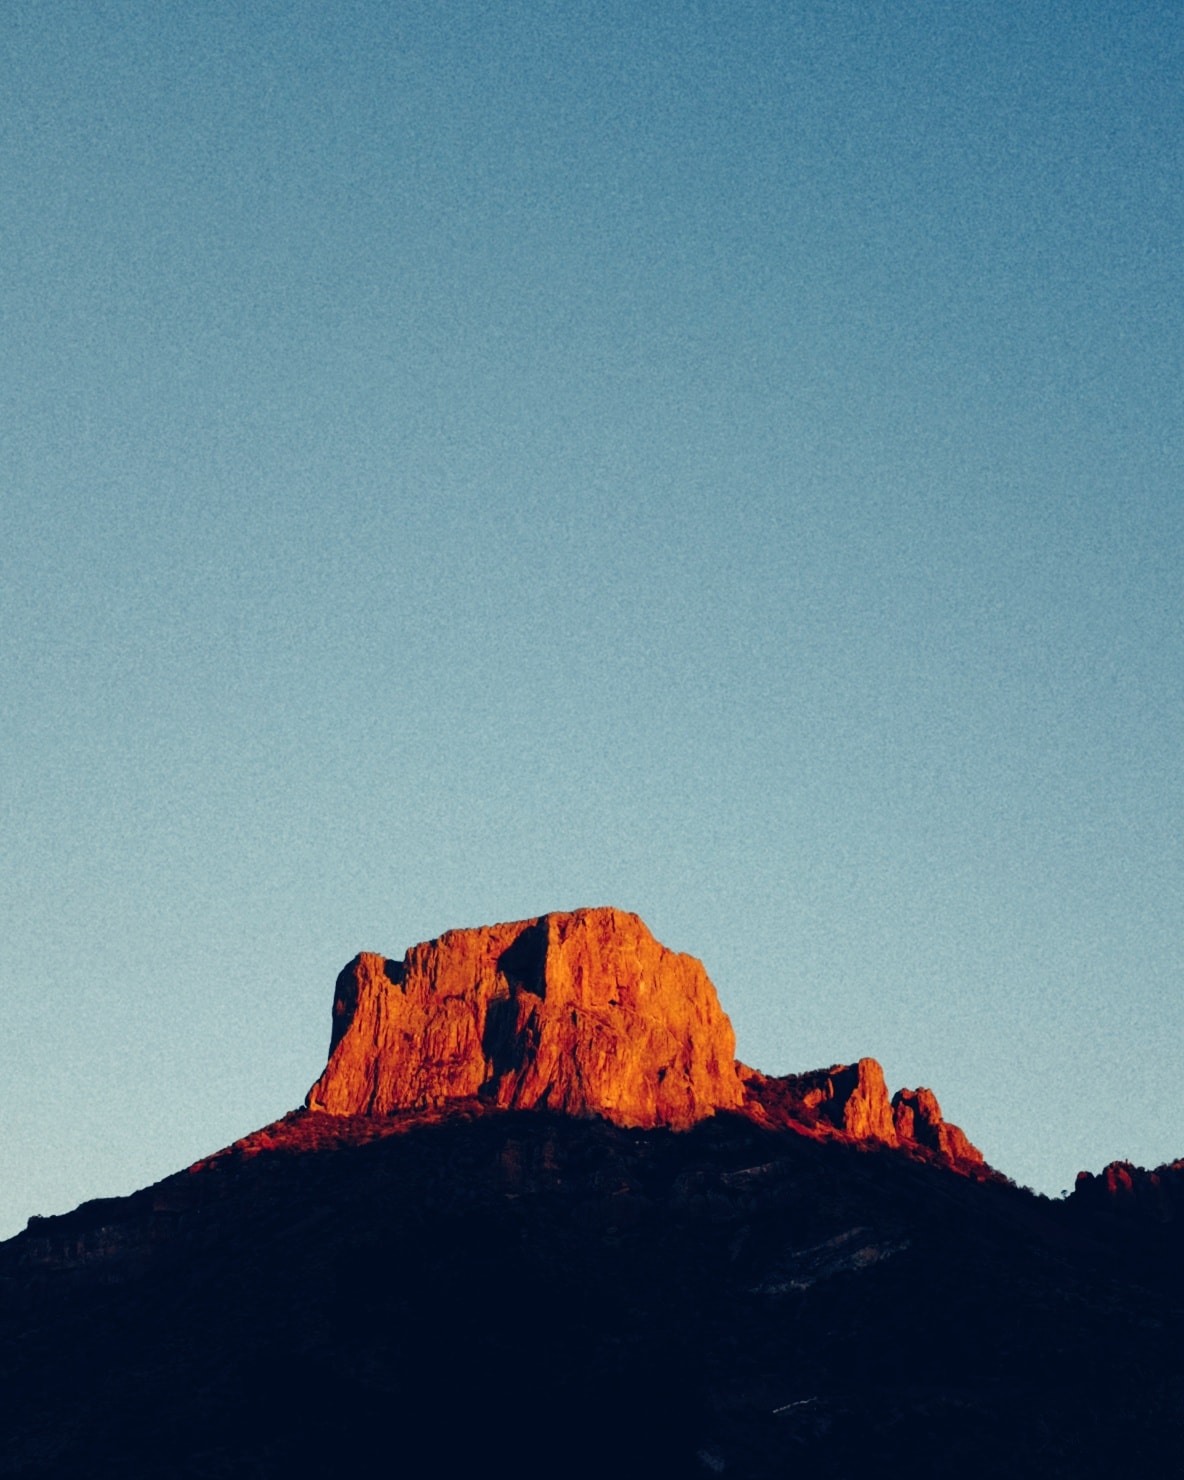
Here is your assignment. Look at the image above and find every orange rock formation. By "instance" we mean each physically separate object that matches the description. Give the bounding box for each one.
[306,907,744,1129]
[741,1059,985,1166]
[892,1085,984,1164]
[817,1058,900,1142]
[307,905,985,1168]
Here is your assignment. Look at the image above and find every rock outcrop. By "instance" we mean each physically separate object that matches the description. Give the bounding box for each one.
[788,1058,900,1142]
[306,907,744,1129]
[306,905,984,1167]
[892,1086,985,1165]
[741,1060,985,1167]
[1070,1158,1184,1221]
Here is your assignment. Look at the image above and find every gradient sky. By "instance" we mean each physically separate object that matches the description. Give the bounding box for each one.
[3,0,1181,1237]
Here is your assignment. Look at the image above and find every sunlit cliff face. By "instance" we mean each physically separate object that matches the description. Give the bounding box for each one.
[306,907,745,1128]
[304,906,985,1172]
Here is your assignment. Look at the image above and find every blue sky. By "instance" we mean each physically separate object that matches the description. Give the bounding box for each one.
[3,0,1181,1235]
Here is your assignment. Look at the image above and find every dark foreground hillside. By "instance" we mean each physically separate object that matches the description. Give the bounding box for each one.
[2,1105,1181,1479]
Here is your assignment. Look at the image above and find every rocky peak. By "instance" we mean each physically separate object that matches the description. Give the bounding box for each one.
[306,907,745,1129]
[741,1060,985,1169]
[795,1058,900,1142]
[306,906,985,1168]
[892,1086,985,1165]
[1070,1158,1184,1220]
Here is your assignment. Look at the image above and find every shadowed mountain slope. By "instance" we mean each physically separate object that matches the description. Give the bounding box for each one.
[1,910,1180,1478]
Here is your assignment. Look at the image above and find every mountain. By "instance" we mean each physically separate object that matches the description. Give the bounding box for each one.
[306,908,744,1126]
[304,908,981,1167]
[1,909,1181,1478]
